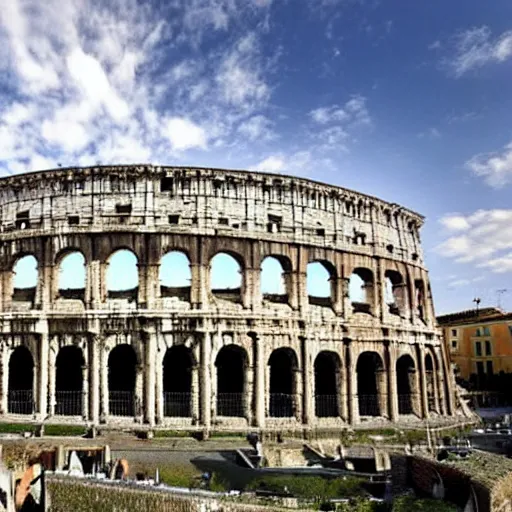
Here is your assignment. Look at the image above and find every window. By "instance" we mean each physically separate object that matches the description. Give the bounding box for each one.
[68,216,80,225]
[451,329,457,337]
[116,204,132,215]
[316,228,325,236]
[218,217,229,226]
[486,361,494,375]
[483,326,490,336]
[475,341,482,356]
[267,214,282,233]
[476,361,484,375]
[451,340,457,350]
[161,177,173,191]
[475,328,481,337]
[169,215,180,225]
[485,340,492,356]
[16,211,30,229]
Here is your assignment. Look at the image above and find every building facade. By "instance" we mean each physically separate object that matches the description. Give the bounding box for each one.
[438,308,512,383]
[0,165,461,431]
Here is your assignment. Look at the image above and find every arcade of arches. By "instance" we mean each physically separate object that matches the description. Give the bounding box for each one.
[1,334,452,428]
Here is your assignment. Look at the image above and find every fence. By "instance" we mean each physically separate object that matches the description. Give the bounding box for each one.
[109,391,136,416]
[55,390,83,416]
[358,394,381,416]
[315,394,339,417]
[398,393,414,415]
[8,390,34,414]
[164,392,191,417]
[216,393,245,417]
[269,393,295,417]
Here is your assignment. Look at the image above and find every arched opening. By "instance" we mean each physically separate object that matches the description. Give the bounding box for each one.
[8,346,34,414]
[261,256,289,304]
[210,252,242,303]
[58,252,86,300]
[356,352,384,417]
[160,251,191,301]
[108,345,137,417]
[425,353,436,412]
[215,345,247,417]
[349,268,374,314]
[106,250,138,302]
[415,279,426,321]
[397,355,416,415]
[307,261,334,306]
[314,351,341,418]
[55,346,84,416]
[384,270,405,316]
[268,348,298,417]
[163,345,194,417]
[12,255,38,304]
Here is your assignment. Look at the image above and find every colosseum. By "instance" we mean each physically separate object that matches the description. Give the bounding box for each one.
[0,164,463,432]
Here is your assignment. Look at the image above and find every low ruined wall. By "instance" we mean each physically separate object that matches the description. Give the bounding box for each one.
[47,477,313,512]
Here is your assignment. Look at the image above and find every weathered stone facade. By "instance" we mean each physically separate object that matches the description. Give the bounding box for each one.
[0,164,460,430]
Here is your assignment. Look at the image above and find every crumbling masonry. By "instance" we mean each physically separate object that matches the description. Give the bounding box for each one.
[0,165,462,430]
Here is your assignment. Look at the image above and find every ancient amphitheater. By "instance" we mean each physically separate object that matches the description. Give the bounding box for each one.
[0,165,461,431]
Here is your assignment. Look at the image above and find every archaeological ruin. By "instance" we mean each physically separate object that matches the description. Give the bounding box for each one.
[0,164,463,431]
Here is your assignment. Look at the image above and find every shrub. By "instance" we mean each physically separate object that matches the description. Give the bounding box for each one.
[392,496,458,512]
[0,423,34,434]
[44,424,85,437]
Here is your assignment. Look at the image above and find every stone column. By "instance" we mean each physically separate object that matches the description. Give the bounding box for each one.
[0,346,9,414]
[39,333,49,419]
[48,352,56,417]
[333,277,345,316]
[191,363,200,424]
[253,334,265,428]
[418,346,429,419]
[89,337,100,424]
[145,334,156,426]
[297,271,309,314]
[136,364,144,421]
[243,268,258,310]
[375,259,385,322]
[376,369,388,417]
[137,264,148,308]
[302,337,313,425]
[36,265,53,310]
[145,264,160,310]
[100,346,109,421]
[156,350,164,424]
[87,260,103,309]
[437,345,453,415]
[82,365,89,419]
[200,332,212,428]
[387,344,399,422]
[345,340,358,425]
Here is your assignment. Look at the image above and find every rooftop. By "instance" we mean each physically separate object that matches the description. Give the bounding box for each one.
[437,307,512,326]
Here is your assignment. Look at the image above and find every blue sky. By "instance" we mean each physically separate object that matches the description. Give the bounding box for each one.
[1,0,512,314]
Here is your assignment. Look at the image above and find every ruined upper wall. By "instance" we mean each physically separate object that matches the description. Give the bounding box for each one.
[0,164,425,266]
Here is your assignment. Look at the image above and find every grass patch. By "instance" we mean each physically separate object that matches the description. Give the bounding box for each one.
[0,423,34,434]
[153,430,192,438]
[210,431,246,440]
[44,424,86,437]
[157,466,202,488]
[392,496,458,511]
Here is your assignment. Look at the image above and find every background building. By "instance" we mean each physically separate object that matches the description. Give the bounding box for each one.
[438,308,512,404]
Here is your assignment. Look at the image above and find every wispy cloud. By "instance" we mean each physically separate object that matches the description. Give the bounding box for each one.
[465,140,512,188]
[444,26,512,77]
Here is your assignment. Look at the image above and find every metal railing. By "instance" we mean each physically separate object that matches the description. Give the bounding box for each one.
[398,393,414,415]
[109,391,135,417]
[164,392,191,417]
[216,393,244,417]
[55,390,83,416]
[8,390,34,415]
[315,394,339,418]
[358,394,381,416]
[269,393,295,418]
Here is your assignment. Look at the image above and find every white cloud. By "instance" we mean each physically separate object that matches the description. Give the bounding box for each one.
[310,95,371,126]
[41,119,89,152]
[448,26,512,77]
[465,140,512,188]
[250,155,285,173]
[436,210,512,273]
[310,106,348,124]
[237,115,274,141]
[163,118,207,151]
[479,253,512,274]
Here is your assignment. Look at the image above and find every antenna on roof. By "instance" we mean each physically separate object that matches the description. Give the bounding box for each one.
[497,289,508,310]
[473,297,481,315]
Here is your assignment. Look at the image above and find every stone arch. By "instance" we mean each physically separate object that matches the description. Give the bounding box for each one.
[356,351,385,417]
[384,270,405,316]
[414,279,426,321]
[8,346,34,414]
[106,249,139,302]
[397,354,417,415]
[108,344,137,417]
[268,347,299,418]
[261,256,291,304]
[163,345,194,417]
[349,268,374,314]
[160,251,192,301]
[215,344,248,417]
[314,351,342,418]
[12,255,38,304]
[57,251,86,300]
[55,345,85,416]
[307,260,335,306]
[210,252,243,303]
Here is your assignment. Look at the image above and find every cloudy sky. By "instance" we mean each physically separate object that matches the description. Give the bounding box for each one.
[1,0,511,314]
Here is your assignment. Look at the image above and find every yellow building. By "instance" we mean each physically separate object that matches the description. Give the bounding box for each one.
[437,308,512,382]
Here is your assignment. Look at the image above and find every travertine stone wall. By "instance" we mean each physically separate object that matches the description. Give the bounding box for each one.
[0,165,463,430]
